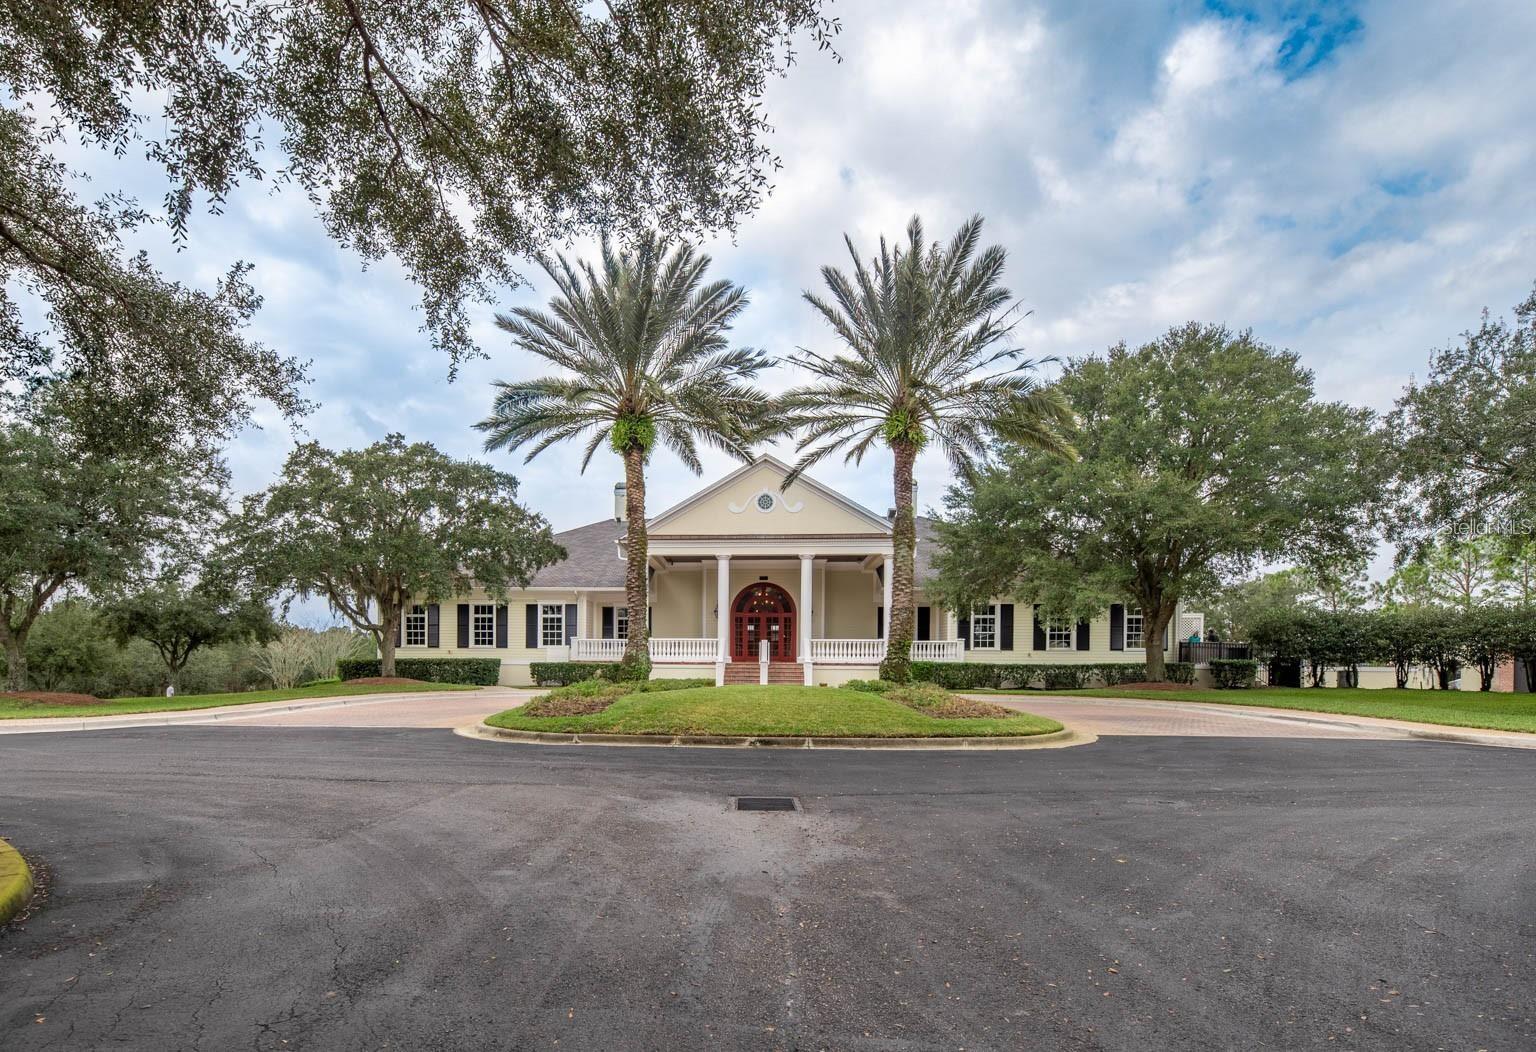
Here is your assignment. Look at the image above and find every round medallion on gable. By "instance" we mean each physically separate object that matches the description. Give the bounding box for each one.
[755,492,775,512]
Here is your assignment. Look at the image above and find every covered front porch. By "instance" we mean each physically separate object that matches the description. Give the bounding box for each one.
[564,544,963,685]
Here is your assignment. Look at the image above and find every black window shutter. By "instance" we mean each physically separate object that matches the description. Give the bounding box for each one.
[495,605,509,648]
[1109,604,1124,651]
[917,606,931,641]
[1032,605,1046,650]
[999,604,1015,650]
[1162,620,1169,651]
[602,606,615,639]
[1076,619,1091,651]
[395,613,402,648]
[958,617,970,649]
[524,604,538,648]
[876,606,884,638]
[427,604,440,648]
[457,604,470,648]
[564,603,577,644]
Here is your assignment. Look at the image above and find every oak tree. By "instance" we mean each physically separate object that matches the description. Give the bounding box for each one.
[933,323,1381,679]
[225,435,564,676]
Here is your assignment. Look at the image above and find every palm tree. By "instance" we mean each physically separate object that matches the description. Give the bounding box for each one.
[781,214,1075,682]
[477,234,770,678]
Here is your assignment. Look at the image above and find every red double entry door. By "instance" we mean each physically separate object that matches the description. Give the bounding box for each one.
[731,583,797,662]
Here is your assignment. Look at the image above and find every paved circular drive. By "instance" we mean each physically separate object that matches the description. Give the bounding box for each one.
[1,728,1532,1050]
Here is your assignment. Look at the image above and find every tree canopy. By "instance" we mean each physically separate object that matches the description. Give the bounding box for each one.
[225,434,564,676]
[1,0,837,370]
[0,107,310,459]
[99,571,279,691]
[0,413,219,691]
[932,323,1382,678]
[1387,283,1536,548]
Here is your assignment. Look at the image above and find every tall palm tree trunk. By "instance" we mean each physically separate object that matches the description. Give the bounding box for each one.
[622,447,650,673]
[881,442,918,681]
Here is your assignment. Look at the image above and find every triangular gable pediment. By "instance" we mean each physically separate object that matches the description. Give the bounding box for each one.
[648,457,892,537]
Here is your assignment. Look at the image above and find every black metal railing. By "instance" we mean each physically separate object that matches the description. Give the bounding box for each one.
[1179,641,1252,665]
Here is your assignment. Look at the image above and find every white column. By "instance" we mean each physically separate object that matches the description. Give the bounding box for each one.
[814,559,827,639]
[881,555,893,640]
[716,554,731,663]
[798,555,815,660]
[800,553,815,685]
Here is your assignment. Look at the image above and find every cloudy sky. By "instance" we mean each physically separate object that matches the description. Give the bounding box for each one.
[45,0,1536,553]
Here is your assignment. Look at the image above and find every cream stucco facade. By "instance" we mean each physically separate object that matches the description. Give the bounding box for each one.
[395,456,1180,686]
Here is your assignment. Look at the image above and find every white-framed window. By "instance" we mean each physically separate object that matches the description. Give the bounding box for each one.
[404,604,427,647]
[970,605,998,649]
[614,606,629,640]
[1047,619,1074,650]
[471,603,496,647]
[1124,607,1145,650]
[540,603,565,647]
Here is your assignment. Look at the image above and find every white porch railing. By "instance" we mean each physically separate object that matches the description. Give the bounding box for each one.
[571,637,625,662]
[810,638,887,664]
[910,639,964,663]
[649,637,719,663]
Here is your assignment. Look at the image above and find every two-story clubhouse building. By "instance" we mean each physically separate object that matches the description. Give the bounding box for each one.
[396,456,1184,686]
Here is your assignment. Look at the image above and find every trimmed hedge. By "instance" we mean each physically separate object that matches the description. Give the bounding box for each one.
[1163,661,1195,684]
[529,661,617,686]
[841,679,895,694]
[338,657,501,685]
[909,661,1151,690]
[1208,658,1258,689]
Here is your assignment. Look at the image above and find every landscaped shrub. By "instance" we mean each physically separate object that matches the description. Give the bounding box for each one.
[910,661,1151,690]
[841,679,894,693]
[1037,664,1091,690]
[528,661,617,686]
[907,662,1002,690]
[632,678,713,692]
[1163,661,1196,684]
[1208,658,1258,689]
[1094,662,1148,686]
[338,657,501,685]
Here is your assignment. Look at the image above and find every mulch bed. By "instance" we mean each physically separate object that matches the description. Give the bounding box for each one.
[520,694,619,717]
[888,685,1016,720]
[344,677,428,686]
[0,691,100,706]
[922,696,1017,719]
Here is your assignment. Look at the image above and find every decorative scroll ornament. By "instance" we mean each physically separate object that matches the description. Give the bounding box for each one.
[728,489,804,514]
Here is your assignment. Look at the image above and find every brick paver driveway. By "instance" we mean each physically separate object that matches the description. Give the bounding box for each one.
[230,687,534,728]
[991,694,1399,739]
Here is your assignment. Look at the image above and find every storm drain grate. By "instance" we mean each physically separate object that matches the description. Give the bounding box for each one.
[733,796,801,812]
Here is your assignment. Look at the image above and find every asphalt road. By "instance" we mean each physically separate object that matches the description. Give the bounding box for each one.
[1,730,1532,1051]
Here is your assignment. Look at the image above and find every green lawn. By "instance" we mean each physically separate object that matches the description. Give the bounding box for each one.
[0,680,478,720]
[1042,686,1536,734]
[486,684,1062,738]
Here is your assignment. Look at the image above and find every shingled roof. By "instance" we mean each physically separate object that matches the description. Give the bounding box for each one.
[527,518,627,588]
[526,515,946,590]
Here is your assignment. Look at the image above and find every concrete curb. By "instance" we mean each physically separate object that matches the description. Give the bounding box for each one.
[975,693,1536,751]
[0,687,528,735]
[463,721,1094,751]
[0,838,34,926]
